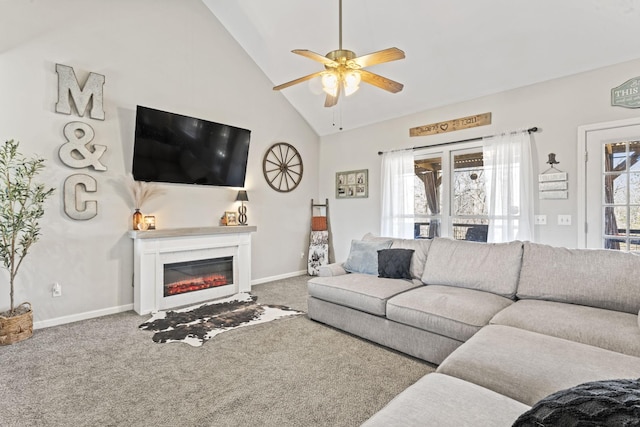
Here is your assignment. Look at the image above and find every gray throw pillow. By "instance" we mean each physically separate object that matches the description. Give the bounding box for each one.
[343,239,393,275]
[378,249,414,279]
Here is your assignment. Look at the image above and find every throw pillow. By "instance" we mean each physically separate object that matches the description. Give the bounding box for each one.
[378,249,414,279]
[512,378,640,427]
[343,239,393,275]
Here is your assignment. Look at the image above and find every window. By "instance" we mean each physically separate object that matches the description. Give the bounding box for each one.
[414,154,442,239]
[452,150,489,241]
[414,145,489,241]
[602,140,640,251]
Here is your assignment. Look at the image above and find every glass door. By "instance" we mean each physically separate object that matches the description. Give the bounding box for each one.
[580,119,640,251]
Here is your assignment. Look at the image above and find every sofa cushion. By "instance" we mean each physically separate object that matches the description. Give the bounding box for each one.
[377,249,414,279]
[363,233,432,280]
[317,262,347,277]
[387,285,513,342]
[343,239,393,275]
[421,238,523,299]
[437,325,640,406]
[490,299,640,357]
[517,242,640,314]
[362,373,530,427]
[512,378,640,427]
[307,274,421,316]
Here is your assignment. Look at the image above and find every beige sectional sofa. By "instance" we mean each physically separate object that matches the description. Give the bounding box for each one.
[307,235,640,426]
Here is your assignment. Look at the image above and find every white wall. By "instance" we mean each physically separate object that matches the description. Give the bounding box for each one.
[0,0,319,325]
[319,58,640,262]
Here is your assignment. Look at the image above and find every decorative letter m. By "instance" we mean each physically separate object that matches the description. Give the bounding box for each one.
[56,64,105,120]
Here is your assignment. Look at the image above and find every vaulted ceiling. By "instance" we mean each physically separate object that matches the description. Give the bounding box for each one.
[204,0,640,136]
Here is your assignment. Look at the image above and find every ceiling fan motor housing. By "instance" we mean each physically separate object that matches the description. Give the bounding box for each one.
[325,49,358,68]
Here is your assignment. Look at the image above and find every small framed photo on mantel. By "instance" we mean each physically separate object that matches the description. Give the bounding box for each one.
[224,211,238,226]
[336,169,368,199]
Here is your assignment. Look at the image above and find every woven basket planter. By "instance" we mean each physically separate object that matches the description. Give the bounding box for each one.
[0,302,33,345]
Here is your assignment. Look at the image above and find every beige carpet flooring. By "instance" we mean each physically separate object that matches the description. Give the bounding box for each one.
[0,275,435,427]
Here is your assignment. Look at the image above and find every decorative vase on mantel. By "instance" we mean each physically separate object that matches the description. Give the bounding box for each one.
[132,209,144,230]
[126,175,163,231]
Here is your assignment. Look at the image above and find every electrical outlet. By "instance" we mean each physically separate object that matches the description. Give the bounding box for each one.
[534,215,547,225]
[52,282,62,297]
[558,215,572,226]
[300,252,305,259]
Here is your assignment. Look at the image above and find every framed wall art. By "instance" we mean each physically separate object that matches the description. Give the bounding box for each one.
[336,169,368,199]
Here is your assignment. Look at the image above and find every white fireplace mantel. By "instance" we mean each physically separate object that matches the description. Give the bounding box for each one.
[129,226,256,314]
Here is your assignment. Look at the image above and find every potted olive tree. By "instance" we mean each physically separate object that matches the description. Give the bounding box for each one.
[0,140,54,345]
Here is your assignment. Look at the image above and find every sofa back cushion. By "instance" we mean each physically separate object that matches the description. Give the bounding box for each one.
[363,233,432,280]
[517,242,640,314]
[421,238,523,299]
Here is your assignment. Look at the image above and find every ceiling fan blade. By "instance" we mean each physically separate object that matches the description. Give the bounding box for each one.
[292,49,339,67]
[351,47,405,68]
[273,71,324,91]
[324,84,341,108]
[360,69,404,93]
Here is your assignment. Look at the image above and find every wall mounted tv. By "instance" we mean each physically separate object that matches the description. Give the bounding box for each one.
[132,106,251,187]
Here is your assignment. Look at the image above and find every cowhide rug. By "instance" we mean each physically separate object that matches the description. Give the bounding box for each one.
[139,293,303,347]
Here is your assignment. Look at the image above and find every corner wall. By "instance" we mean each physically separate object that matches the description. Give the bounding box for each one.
[319,57,640,261]
[0,0,319,326]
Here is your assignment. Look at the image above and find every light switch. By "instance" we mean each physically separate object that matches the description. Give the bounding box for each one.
[534,215,547,225]
[558,215,572,226]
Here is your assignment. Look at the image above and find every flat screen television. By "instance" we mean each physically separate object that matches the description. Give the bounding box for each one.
[132,106,251,187]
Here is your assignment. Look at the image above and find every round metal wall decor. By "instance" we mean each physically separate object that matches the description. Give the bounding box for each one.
[262,142,303,192]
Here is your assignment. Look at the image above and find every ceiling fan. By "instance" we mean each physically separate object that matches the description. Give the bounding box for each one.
[273,0,405,108]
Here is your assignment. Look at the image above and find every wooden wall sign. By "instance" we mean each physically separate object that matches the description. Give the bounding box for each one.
[611,77,640,108]
[410,112,491,137]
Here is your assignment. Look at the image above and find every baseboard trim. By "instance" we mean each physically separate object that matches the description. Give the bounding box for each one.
[34,304,134,330]
[33,272,307,329]
[251,270,307,285]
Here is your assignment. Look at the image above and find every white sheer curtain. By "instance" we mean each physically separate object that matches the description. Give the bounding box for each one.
[483,130,534,243]
[381,150,415,238]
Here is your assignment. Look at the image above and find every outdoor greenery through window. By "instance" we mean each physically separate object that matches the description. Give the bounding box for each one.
[414,147,489,241]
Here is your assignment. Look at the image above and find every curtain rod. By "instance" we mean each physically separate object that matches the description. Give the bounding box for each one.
[377,127,539,155]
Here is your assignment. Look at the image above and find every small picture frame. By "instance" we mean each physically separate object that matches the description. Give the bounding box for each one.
[336,169,368,199]
[224,211,238,226]
[143,215,156,230]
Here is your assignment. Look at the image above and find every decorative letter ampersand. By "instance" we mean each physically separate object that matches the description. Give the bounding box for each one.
[59,121,107,171]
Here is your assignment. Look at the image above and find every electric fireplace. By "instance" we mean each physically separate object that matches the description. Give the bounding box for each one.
[164,256,233,297]
[129,226,256,314]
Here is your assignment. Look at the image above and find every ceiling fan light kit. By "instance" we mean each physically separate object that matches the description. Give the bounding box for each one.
[321,69,361,97]
[273,0,405,107]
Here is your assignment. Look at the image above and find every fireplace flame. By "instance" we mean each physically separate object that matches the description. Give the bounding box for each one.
[166,274,228,296]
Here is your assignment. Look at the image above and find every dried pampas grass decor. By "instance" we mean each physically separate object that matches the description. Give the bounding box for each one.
[126,174,164,210]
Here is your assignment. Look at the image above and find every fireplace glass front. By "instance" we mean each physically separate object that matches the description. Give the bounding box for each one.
[163,256,233,297]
